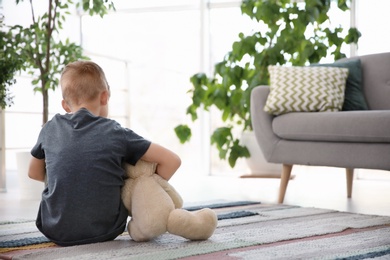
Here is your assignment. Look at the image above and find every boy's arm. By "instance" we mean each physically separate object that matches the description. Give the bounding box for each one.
[28,157,46,182]
[141,143,181,181]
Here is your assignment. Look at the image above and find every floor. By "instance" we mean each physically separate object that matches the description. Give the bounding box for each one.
[1,166,390,222]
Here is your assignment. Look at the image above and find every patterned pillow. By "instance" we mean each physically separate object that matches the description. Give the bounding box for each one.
[264,66,349,115]
[311,58,368,111]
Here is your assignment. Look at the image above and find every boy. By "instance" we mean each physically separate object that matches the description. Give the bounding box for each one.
[28,60,181,246]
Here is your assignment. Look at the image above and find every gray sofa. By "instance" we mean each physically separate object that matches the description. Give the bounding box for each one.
[250,52,390,203]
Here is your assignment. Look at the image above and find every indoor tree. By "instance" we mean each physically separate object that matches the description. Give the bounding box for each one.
[175,0,361,167]
[4,0,115,125]
[0,19,24,109]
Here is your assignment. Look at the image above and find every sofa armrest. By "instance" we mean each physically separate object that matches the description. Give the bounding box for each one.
[250,86,281,162]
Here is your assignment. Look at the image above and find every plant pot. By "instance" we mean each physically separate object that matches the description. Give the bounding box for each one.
[16,151,44,200]
[240,131,282,178]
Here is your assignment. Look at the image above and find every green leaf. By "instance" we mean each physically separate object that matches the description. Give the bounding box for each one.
[228,141,250,167]
[211,127,232,150]
[345,28,362,44]
[186,104,199,121]
[337,0,349,11]
[174,125,192,144]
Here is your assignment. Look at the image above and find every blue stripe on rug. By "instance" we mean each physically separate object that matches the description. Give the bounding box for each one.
[337,247,390,260]
[0,220,34,225]
[0,236,50,248]
[184,201,261,211]
[218,211,258,220]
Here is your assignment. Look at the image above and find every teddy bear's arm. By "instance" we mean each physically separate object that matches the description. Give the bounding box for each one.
[152,174,183,209]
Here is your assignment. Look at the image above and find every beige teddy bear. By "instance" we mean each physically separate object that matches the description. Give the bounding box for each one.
[121,159,218,242]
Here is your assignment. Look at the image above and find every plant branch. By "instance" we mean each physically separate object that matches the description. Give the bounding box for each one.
[44,0,59,82]
[29,0,44,82]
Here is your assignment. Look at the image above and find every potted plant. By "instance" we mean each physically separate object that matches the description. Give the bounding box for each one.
[5,0,115,125]
[3,0,115,199]
[0,19,25,191]
[174,0,361,172]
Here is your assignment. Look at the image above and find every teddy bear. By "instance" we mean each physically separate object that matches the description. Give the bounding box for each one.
[121,159,218,242]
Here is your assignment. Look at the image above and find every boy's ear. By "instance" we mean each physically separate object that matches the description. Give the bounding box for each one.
[100,90,109,105]
[61,100,71,112]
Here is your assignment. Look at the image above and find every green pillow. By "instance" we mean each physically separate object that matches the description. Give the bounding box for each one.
[311,58,368,111]
[264,66,349,116]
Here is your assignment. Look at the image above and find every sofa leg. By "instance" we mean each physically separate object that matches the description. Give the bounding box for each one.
[278,164,293,204]
[346,168,354,198]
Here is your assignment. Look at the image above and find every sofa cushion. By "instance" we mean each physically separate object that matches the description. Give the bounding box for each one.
[311,58,369,111]
[272,111,390,143]
[264,66,349,115]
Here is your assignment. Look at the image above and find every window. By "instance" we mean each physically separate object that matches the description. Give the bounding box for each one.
[4,0,390,178]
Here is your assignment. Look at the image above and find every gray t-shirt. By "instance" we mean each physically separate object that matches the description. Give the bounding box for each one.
[31,108,151,246]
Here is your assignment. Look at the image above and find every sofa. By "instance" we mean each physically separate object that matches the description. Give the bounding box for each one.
[250,52,390,203]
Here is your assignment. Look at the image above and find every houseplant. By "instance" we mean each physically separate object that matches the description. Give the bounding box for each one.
[5,0,115,125]
[175,0,361,168]
[4,0,115,198]
[0,19,24,109]
[0,18,25,191]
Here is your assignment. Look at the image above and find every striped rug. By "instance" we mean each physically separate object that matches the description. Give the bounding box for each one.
[1,202,389,259]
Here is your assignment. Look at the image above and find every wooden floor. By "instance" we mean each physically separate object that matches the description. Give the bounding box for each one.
[1,166,390,222]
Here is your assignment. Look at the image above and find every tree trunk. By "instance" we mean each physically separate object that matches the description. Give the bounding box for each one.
[43,88,49,125]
